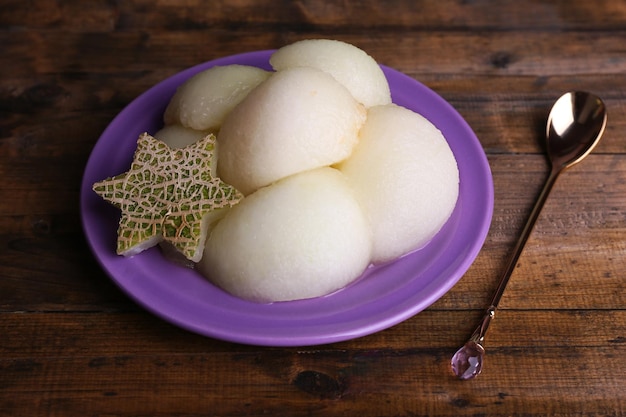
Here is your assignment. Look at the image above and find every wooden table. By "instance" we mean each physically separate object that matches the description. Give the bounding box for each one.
[2,1,625,415]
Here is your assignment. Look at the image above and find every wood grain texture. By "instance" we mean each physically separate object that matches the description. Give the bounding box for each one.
[1,1,625,416]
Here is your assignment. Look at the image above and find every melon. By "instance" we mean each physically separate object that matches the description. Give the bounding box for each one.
[198,167,372,303]
[338,104,459,263]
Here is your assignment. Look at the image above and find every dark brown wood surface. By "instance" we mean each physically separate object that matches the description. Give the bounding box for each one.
[1,1,625,416]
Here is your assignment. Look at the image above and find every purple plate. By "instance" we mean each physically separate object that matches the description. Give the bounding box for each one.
[80,51,493,346]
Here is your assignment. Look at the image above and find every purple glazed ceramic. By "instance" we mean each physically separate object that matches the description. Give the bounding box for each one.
[80,51,493,346]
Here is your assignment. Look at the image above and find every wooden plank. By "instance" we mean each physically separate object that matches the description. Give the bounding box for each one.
[2,0,626,31]
[0,154,624,311]
[3,30,626,77]
[2,83,625,158]
[1,310,624,355]
[2,34,625,156]
[1,340,624,416]
[1,311,625,414]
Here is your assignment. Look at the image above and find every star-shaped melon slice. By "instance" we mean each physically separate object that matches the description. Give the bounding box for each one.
[92,132,242,262]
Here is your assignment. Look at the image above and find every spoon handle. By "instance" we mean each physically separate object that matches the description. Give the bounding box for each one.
[473,164,562,343]
[451,165,563,380]
[491,166,561,313]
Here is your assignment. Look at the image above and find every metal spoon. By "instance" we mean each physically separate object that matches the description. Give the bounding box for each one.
[451,91,608,380]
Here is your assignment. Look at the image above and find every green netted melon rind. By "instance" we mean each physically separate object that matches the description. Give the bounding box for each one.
[93,133,242,262]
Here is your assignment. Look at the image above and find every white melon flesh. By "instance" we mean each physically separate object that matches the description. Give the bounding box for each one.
[217,66,366,195]
[338,104,459,263]
[198,167,372,303]
[164,64,271,131]
[154,124,211,149]
[269,39,391,108]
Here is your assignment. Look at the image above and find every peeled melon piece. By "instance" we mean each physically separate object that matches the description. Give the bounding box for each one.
[198,167,372,303]
[154,124,211,149]
[269,39,391,108]
[338,104,459,263]
[164,64,271,131]
[217,66,366,195]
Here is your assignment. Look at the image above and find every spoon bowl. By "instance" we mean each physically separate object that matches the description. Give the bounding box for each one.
[546,91,607,170]
[451,91,607,380]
